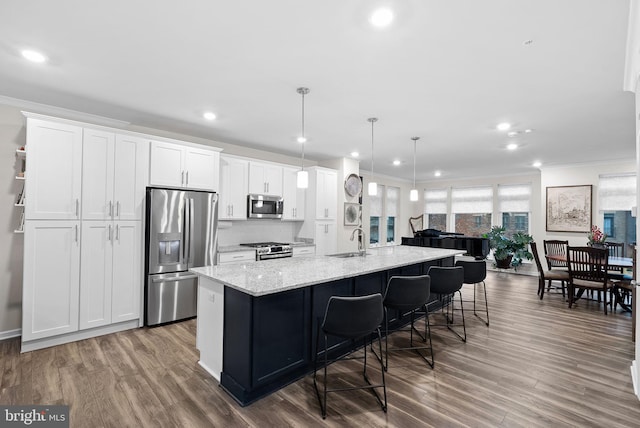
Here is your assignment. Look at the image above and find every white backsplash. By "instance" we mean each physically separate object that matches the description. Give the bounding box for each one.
[217,220,305,246]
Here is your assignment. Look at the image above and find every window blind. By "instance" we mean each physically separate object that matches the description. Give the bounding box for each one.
[369,184,384,217]
[386,186,399,217]
[599,174,636,211]
[451,186,493,214]
[498,183,531,212]
[424,189,448,214]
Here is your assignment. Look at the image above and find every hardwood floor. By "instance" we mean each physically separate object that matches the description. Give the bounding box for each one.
[1,272,638,427]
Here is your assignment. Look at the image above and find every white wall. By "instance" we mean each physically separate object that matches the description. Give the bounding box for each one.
[0,105,27,337]
[539,161,636,246]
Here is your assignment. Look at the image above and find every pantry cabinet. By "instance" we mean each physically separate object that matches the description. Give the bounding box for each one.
[149,141,220,191]
[24,119,83,220]
[82,131,148,221]
[22,220,81,341]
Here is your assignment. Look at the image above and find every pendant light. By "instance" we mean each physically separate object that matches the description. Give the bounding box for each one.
[296,87,310,189]
[410,137,420,201]
[367,117,378,196]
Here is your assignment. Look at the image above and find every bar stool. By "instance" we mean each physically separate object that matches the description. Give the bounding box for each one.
[375,275,434,371]
[313,294,387,419]
[455,260,489,326]
[427,266,466,342]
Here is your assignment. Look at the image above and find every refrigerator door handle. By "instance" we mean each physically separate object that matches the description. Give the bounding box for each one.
[188,198,195,265]
[182,199,188,263]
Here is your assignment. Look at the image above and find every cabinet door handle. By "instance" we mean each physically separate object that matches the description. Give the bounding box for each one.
[108,224,112,241]
[75,225,78,242]
[116,224,120,241]
[108,200,113,217]
[181,171,185,185]
[186,171,189,186]
[231,205,234,216]
[76,199,80,218]
[116,201,120,218]
[267,182,269,193]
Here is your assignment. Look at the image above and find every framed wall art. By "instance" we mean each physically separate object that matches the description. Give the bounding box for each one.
[344,202,361,226]
[545,185,592,232]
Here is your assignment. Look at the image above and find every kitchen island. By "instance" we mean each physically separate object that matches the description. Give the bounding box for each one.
[191,245,464,406]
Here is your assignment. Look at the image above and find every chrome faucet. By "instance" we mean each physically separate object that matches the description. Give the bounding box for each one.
[350,227,367,255]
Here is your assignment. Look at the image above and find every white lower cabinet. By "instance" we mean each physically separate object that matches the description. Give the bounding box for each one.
[315,223,337,256]
[22,220,81,341]
[79,221,140,330]
[292,246,315,257]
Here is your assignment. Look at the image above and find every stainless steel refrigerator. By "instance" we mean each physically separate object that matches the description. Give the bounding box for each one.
[145,187,218,326]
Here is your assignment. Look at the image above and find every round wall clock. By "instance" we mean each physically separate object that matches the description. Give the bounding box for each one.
[344,173,362,197]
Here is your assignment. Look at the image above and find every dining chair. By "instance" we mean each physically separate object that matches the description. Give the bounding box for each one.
[606,242,626,280]
[375,275,434,371]
[543,240,569,270]
[455,259,489,325]
[427,266,466,342]
[566,246,612,315]
[313,294,387,419]
[531,241,570,300]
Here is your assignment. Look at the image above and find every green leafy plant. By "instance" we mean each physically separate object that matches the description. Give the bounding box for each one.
[482,226,534,268]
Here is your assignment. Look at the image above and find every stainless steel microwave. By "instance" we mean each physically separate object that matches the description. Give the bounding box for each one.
[247,194,284,219]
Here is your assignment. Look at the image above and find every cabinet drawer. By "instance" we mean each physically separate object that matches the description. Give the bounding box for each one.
[218,251,256,264]
[293,246,315,257]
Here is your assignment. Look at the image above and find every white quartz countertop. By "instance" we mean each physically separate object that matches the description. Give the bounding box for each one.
[191,246,464,297]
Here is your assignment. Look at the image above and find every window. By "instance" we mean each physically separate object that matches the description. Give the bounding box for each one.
[451,186,493,237]
[386,186,399,243]
[599,174,637,253]
[424,189,448,231]
[498,183,531,236]
[369,187,382,245]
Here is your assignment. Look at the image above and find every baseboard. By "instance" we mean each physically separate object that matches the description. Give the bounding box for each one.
[20,320,140,352]
[632,361,640,400]
[198,360,221,382]
[0,328,21,341]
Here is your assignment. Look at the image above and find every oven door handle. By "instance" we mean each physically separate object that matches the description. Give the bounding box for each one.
[259,253,293,260]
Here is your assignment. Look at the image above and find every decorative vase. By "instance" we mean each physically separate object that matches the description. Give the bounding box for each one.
[588,242,606,249]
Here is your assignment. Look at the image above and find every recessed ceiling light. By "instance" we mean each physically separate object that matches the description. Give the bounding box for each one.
[523,39,534,46]
[370,8,393,27]
[496,122,511,131]
[297,136,307,143]
[507,131,520,137]
[524,129,533,133]
[203,111,216,121]
[533,161,542,168]
[21,49,47,63]
[507,143,518,150]
[351,151,359,158]
[393,160,401,166]
[434,171,442,177]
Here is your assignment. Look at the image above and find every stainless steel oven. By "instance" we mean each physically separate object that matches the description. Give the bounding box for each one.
[247,194,284,219]
[239,242,293,260]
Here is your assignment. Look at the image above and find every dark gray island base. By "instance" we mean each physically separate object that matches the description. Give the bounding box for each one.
[219,255,456,406]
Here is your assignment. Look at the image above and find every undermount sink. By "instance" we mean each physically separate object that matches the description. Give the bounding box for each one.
[327,251,370,258]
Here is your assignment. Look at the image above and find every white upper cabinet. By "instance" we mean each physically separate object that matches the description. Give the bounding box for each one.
[83,132,148,221]
[25,119,83,220]
[248,161,283,196]
[219,155,248,220]
[149,141,220,191]
[314,168,338,220]
[282,166,305,221]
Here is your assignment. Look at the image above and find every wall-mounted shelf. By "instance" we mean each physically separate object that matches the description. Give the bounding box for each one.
[16,149,26,158]
[14,230,24,234]
[14,203,24,207]
[15,175,25,180]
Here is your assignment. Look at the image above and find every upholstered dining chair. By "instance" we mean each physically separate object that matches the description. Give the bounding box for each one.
[531,241,570,300]
[566,246,612,315]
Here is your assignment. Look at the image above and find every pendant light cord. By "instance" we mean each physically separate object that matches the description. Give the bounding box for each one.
[413,138,416,188]
[301,91,305,170]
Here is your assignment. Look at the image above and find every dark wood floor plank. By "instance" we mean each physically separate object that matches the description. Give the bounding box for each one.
[1,271,639,427]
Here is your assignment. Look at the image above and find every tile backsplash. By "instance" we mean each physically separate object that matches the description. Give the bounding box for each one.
[218,220,305,246]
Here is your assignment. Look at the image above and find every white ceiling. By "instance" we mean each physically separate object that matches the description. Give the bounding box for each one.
[0,1,635,182]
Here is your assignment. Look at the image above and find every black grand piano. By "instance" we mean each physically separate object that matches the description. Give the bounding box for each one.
[402,228,490,259]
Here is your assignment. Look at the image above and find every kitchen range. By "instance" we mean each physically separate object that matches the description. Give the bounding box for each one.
[239,242,293,260]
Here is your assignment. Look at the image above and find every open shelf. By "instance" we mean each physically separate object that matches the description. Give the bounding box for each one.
[16,149,26,158]
[14,230,24,234]
[15,176,25,180]
[14,203,24,207]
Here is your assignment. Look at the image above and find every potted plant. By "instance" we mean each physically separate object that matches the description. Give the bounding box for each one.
[587,225,607,248]
[482,226,534,269]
